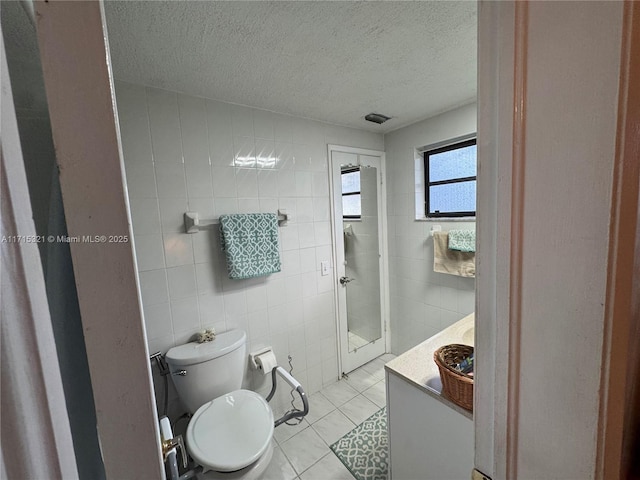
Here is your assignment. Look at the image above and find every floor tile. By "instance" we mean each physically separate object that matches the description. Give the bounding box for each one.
[362,380,387,408]
[311,409,356,445]
[261,353,392,479]
[280,426,330,474]
[299,452,354,480]
[262,443,298,480]
[321,380,359,407]
[339,394,380,426]
[304,392,336,425]
[359,358,386,380]
[274,418,310,445]
[344,367,381,393]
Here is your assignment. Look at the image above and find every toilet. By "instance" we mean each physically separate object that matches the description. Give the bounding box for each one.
[165,330,275,480]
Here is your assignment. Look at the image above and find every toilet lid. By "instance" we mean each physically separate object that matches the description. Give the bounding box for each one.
[186,389,274,472]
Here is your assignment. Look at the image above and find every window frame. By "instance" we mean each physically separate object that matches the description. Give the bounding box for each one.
[341,167,362,220]
[424,138,477,218]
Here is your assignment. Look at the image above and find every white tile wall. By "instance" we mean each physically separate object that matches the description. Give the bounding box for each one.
[384,103,478,355]
[115,81,383,417]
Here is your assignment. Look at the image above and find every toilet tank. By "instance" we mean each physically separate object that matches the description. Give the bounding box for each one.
[165,330,247,413]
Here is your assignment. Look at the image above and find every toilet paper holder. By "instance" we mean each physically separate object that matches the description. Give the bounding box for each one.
[249,347,275,372]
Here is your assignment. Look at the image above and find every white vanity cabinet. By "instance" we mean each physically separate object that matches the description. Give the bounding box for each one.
[385,314,474,480]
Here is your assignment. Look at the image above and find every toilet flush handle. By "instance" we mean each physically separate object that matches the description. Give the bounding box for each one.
[162,434,187,469]
[172,369,187,376]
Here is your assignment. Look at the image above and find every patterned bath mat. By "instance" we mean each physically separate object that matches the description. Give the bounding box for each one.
[330,407,388,480]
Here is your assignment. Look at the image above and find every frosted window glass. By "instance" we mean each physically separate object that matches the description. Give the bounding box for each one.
[429,181,476,214]
[429,144,477,182]
[341,171,360,194]
[343,195,361,217]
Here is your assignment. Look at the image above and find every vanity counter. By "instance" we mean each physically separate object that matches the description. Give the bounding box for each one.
[384,313,475,479]
[385,312,474,418]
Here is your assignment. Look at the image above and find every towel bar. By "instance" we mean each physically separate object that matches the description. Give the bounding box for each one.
[184,210,289,233]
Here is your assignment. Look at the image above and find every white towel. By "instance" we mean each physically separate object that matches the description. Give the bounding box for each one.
[433,231,475,278]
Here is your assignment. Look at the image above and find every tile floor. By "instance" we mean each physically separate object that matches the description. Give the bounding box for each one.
[262,353,396,480]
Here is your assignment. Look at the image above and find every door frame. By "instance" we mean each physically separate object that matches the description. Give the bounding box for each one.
[33,2,164,478]
[595,1,640,476]
[474,1,517,477]
[328,144,390,375]
[476,1,639,478]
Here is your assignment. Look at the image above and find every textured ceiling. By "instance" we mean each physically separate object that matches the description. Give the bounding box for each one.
[104,1,477,133]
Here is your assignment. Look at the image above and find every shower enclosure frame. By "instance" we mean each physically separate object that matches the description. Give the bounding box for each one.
[328,144,390,375]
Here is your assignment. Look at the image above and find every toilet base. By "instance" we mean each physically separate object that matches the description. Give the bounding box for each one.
[197,441,274,480]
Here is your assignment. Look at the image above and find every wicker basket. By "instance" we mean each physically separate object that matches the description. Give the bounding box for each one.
[433,344,474,411]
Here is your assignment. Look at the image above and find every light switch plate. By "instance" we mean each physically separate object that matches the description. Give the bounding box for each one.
[320,261,329,276]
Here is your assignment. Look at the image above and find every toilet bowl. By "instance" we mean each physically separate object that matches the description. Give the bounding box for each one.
[196,442,273,480]
[187,390,274,479]
[165,330,275,480]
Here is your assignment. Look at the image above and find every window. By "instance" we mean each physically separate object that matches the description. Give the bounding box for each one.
[424,139,477,217]
[341,168,361,219]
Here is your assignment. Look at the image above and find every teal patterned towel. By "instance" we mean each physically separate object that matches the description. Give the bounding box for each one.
[219,213,281,279]
[448,230,476,253]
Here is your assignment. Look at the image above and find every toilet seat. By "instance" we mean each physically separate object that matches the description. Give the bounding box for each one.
[186,389,274,473]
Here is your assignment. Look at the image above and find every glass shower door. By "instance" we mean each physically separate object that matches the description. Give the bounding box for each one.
[330,147,387,374]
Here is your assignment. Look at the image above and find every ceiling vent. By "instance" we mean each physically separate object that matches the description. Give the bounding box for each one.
[364,113,391,125]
